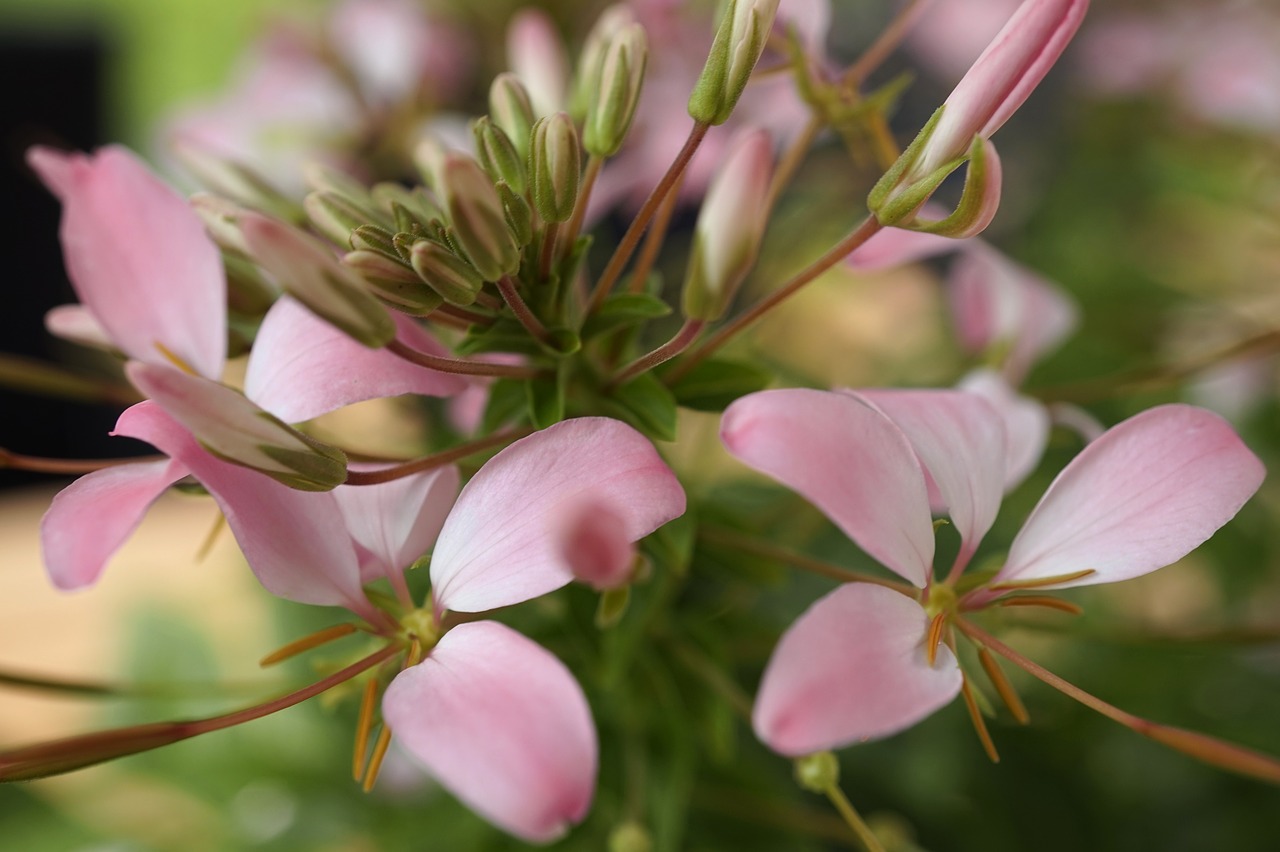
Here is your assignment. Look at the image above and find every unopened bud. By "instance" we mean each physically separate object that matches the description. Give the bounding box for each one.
[351,224,399,257]
[530,113,581,222]
[126,362,348,492]
[497,182,534,246]
[190,192,252,256]
[371,182,441,225]
[682,130,773,321]
[241,213,395,347]
[570,5,636,120]
[303,161,371,201]
[173,140,298,221]
[607,821,653,852]
[583,24,647,158]
[344,250,443,314]
[688,0,781,125]
[304,191,374,247]
[793,751,840,793]
[489,73,536,161]
[473,116,528,195]
[413,136,450,192]
[439,154,521,281]
[410,239,485,306]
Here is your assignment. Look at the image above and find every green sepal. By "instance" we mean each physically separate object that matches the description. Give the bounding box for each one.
[601,372,678,442]
[256,436,349,492]
[581,292,672,339]
[662,357,771,412]
[595,585,631,629]
[867,105,946,212]
[907,135,995,237]
[687,0,736,125]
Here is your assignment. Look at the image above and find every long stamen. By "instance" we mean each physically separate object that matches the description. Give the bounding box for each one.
[362,726,394,792]
[988,569,1096,592]
[925,613,948,667]
[978,647,1029,725]
[960,674,1000,763]
[0,447,164,475]
[352,677,378,781]
[996,595,1084,616]
[259,624,359,667]
[195,514,227,562]
[957,619,1280,784]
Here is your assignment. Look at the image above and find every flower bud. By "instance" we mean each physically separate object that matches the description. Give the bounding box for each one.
[473,116,528,195]
[582,23,648,158]
[410,239,485,306]
[172,139,298,221]
[497,182,534,246]
[241,213,395,347]
[304,191,374,247]
[438,154,521,281]
[371,182,441,228]
[682,130,773,321]
[688,0,781,126]
[344,249,443,314]
[126,362,348,492]
[413,136,450,191]
[190,192,252,256]
[351,224,399,257]
[489,73,536,161]
[529,113,581,223]
[570,5,636,121]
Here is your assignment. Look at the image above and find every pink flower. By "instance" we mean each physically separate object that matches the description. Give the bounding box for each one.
[59,407,686,840]
[720,389,1263,756]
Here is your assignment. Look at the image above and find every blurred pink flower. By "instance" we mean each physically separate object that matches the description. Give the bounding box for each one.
[721,388,1263,755]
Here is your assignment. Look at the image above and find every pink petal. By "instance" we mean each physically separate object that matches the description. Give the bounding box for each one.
[556,498,635,590]
[846,227,962,272]
[958,369,1050,492]
[40,456,188,590]
[333,465,459,586]
[847,389,1007,572]
[113,401,370,613]
[921,0,1089,174]
[753,583,963,756]
[244,297,466,422]
[44,304,113,350]
[430,418,686,613]
[507,8,569,115]
[382,621,596,843]
[948,242,1078,382]
[721,389,934,587]
[998,405,1265,588]
[27,145,227,380]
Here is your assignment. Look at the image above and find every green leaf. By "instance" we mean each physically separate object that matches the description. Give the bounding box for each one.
[580,292,672,339]
[455,317,545,357]
[600,372,678,441]
[663,357,771,412]
[644,508,697,578]
[525,364,568,428]
[480,379,528,434]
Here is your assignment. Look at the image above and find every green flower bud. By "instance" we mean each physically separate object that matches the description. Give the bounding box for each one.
[241,213,395,348]
[473,116,528,195]
[350,224,399,258]
[489,73,536,161]
[343,250,443,315]
[688,0,780,125]
[439,154,521,281]
[304,191,375,248]
[530,112,581,223]
[793,751,840,793]
[173,140,298,222]
[583,23,648,157]
[410,239,486,306]
[190,192,253,256]
[570,5,636,121]
[497,182,534,246]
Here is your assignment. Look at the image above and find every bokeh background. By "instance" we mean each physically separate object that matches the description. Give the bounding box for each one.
[1,0,1278,849]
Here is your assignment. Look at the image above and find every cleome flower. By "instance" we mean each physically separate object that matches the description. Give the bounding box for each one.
[720,388,1263,759]
[100,407,686,842]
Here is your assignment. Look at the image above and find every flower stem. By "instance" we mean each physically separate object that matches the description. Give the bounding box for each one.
[539,221,560,280]
[697,526,915,595]
[0,645,400,782]
[588,121,711,313]
[957,619,1280,784]
[386,338,540,379]
[561,154,603,262]
[343,427,534,486]
[496,275,552,345]
[668,216,884,381]
[824,783,887,852]
[627,172,685,295]
[608,319,705,389]
[843,0,931,87]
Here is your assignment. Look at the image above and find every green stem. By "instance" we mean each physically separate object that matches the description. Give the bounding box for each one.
[824,783,887,852]
[667,216,883,382]
[588,121,711,314]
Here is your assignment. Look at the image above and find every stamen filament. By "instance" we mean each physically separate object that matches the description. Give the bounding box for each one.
[978,647,1030,725]
[960,674,1000,763]
[259,623,360,667]
[995,595,1084,616]
[0,447,164,475]
[957,619,1280,784]
[696,526,915,594]
[342,427,534,486]
[352,677,378,781]
[925,613,947,667]
[988,569,1097,592]
[362,726,394,792]
[195,514,227,562]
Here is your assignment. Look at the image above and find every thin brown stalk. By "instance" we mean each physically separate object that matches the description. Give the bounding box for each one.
[496,276,552,345]
[608,319,705,389]
[387,338,540,379]
[561,155,603,261]
[343,427,534,486]
[0,448,164,476]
